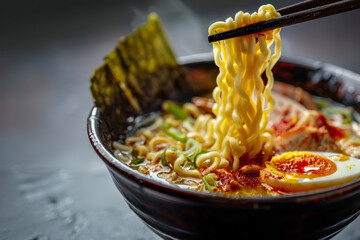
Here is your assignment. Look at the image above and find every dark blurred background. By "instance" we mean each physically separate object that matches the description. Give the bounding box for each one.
[0,0,359,239]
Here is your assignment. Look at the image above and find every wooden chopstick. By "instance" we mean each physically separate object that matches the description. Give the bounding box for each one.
[208,0,360,43]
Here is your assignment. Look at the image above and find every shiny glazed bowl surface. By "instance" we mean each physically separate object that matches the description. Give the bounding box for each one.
[87,54,360,240]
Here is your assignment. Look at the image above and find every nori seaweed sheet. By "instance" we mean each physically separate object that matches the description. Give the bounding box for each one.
[90,13,187,138]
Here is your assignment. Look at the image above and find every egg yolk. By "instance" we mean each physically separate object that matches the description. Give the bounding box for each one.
[270,152,337,178]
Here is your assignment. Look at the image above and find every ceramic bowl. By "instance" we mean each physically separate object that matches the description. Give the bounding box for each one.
[87,54,360,240]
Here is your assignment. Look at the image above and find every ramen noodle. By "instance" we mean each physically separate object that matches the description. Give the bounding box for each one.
[208,4,281,171]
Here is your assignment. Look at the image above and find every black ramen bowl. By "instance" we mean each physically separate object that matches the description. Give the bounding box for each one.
[87,54,360,240]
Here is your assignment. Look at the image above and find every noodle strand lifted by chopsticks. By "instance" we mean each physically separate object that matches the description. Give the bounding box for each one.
[206,4,281,171]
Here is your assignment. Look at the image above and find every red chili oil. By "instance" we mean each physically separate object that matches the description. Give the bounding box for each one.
[271,152,337,177]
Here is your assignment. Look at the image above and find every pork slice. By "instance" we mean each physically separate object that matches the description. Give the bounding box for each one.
[337,136,360,158]
[274,125,341,154]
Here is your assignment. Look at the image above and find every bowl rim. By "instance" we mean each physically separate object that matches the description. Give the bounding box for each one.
[87,54,360,202]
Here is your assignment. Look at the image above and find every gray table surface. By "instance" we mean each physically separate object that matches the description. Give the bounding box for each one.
[1,0,359,239]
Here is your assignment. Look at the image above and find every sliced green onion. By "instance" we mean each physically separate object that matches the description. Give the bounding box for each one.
[343,119,352,125]
[131,158,145,165]
[316,99,330,109]
[185,138,200,151]
[166,102,188,120]
[129,157,145,170]
[162,122,187,142]
[183,138,202,162]
[182,118,195,132]
[161,147,179,166]
[202,175,217,192]
[321,107,352,125]
[193,150,210,168]
[130,149,139,159]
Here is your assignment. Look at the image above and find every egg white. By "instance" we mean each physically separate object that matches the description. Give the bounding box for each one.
[260,151,360,192]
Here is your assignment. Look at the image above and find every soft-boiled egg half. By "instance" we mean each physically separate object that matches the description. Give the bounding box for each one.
[260,151,360,192]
